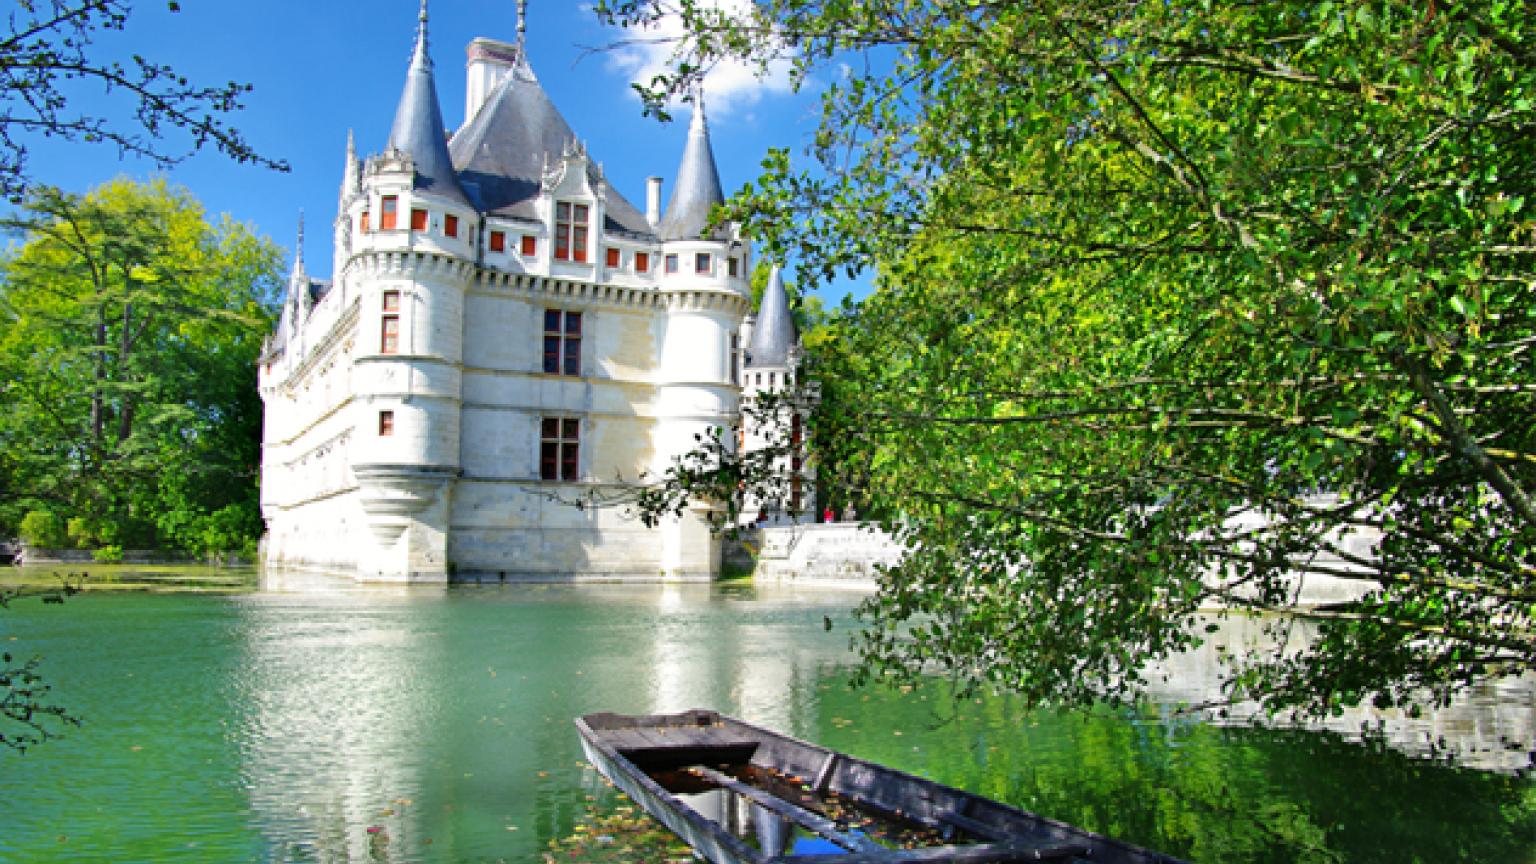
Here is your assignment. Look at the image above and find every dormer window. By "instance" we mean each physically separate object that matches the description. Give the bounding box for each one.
[554,202,589,263]
[380,196,399,230]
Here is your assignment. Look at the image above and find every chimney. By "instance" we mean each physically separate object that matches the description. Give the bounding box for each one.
[646,177,664,226]
[465,37,520,124]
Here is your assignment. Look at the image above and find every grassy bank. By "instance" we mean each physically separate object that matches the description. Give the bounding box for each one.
[0,563,258,594]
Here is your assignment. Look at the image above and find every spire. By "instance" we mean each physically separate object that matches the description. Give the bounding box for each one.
[386,0,471,206]
[746,265,797,369]
[293,211,306,277]
[516,0,528,52]
[339,129,360,208]
[658,87,726,240]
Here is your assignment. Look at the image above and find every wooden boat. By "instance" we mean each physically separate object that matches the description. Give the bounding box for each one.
[576,710,1188,864]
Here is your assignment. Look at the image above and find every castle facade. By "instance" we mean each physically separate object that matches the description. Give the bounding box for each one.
[258,8,805,583]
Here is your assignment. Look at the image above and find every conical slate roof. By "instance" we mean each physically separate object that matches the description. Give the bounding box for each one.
[747,265,797,369]
[658,98,725,240]
[387,4,471,208]
[449,58,653,236]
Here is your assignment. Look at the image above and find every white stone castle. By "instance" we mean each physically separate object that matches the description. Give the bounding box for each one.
[258,5,810,583]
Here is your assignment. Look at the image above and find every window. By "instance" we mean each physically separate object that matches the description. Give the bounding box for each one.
[540,417,580,482]
[606,247,621,268]
[381,290,400,354]
[444,214,459,238]
[521,235,537,257]
[635,252,650,273]
[410,208,428,231]
[380,196,399,230]
[378,410,395,436]
[665,254,679,274]
[728,256,739,277]
[554,202,589,262]
[542,309,582,376]
[730,333,740,385]
[695,253,712,274]
[360,211,370,233]
[489,230,506,252]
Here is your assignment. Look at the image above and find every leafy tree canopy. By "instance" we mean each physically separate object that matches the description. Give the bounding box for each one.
[0,178,282,557]
[596,0,1536,716]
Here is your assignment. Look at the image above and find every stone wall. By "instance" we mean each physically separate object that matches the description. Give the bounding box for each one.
[746,523,902,589]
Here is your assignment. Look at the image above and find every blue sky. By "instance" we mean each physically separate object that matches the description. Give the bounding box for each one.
[22,0,867,302]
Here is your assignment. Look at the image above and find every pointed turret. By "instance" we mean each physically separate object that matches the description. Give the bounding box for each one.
[658,92,726,240]
[387,0,471,207]
[746,265,796,368]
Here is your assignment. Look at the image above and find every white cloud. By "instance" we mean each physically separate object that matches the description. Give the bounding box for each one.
[602,0,796,119]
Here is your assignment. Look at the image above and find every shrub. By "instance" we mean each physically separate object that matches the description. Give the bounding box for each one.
[91,545,124,564]
[18,511,66,548]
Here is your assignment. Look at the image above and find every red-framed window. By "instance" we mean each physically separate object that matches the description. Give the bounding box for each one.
[542,308,582,376]
[521,235,537,257]
[380,196,399,230]
[635,252,650,273]
[665,254,679,274]
[444,214,460,238]
[489,230,506,252]
[554,202,590,262]
[540,417,580,482]
[381,290,400,354]
[606,247,621,268]
[378,410,395,436]
[360,211,370,233]
[695,253,712,274]
[410,208,428,231]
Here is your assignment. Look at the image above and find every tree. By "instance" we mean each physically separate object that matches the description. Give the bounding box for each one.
[0,178,282,556]
[0,1,286,200]
[595,1,1536,716]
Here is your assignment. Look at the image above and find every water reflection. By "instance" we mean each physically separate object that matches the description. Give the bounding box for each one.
[1145,616,1536,772]
[233,591,442,862]
[0,580,1529,864]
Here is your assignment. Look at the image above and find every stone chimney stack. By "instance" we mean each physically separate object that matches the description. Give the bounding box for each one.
[464,37,520,124]
[646,177,663,226]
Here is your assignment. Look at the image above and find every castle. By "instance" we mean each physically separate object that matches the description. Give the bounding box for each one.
[258,5,809,583]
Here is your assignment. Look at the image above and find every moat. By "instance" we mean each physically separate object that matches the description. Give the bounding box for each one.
[1,570,1531,862]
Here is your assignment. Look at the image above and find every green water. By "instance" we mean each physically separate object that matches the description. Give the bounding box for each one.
[0,580,1531,863]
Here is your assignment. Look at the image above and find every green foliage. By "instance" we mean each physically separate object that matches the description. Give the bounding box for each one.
[596,1,1536,716]
[90,545,123,565]
[0,179,282,557]
[16,511,64,549]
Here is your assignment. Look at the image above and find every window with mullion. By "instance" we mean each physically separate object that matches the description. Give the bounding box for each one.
[542,308,582,376]
[554,201,591,263]
[540,417,581,482]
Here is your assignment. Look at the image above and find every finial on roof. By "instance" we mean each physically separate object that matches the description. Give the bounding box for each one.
[413,0,431,67]
[517,0,528,51]
[294,210,306,274]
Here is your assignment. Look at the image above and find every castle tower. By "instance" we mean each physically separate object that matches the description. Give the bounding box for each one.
[344,0,474,581]
[741,265,816,524]
[652,94,750,574]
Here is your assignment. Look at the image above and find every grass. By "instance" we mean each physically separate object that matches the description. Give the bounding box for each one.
[0,563,258,594]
